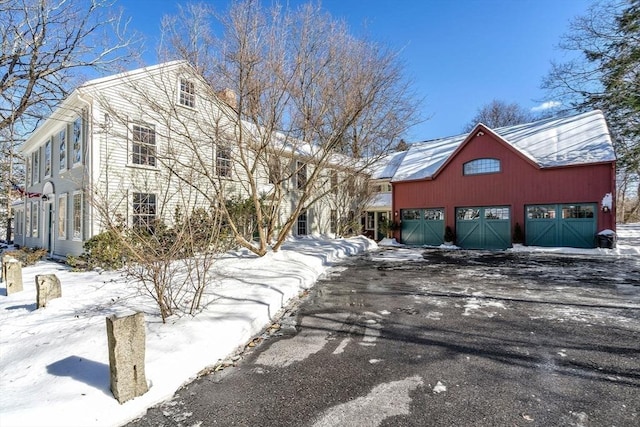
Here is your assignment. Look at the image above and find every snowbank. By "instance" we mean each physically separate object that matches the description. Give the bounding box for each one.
[0,236,376,427]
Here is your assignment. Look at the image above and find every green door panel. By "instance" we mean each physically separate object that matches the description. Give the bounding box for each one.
[401,208,445,246]
[401,209,423,245]
[525,220,557,246]
[561,219,596,248]
[401,220,423,245]
[456,221,481,249]
[456,207,511,250]
[484,220,511,250]
[423,220,444,246]
[525,204,597,248]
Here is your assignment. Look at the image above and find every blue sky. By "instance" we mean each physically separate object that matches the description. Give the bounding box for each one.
[116,0,593,141]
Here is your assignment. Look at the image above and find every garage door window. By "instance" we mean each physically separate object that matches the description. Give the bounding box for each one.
[527,205,556,219]
[424,209,444,220]
[562,205,595,219]
[485,207,509,220]
[402,210,421,220]
[457,208,480,220]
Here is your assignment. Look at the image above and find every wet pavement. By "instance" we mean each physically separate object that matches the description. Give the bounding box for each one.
[127,249,640,426]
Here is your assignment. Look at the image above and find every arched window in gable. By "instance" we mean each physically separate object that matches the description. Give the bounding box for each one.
[463,158,501,175]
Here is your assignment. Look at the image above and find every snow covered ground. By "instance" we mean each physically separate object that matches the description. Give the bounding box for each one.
[0,236,375,427]
[1,224,638,427]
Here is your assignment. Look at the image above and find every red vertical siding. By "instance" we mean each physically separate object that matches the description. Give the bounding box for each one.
[392,133,616,235]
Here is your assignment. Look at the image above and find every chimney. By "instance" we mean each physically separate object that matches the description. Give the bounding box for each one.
[217,88,237,109]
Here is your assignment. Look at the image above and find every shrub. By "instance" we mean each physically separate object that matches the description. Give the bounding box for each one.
[444,226,455,243]
[73,229,129,270]
[513,222,524,244]
[4,247,47,266]
[379,219,399,238]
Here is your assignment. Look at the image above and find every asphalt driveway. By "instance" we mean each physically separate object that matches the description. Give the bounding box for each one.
[129,249,640,427]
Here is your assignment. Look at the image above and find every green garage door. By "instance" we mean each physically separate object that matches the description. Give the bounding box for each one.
[456,207,511,250]
[526,204,596,248]
[401,208,444,246]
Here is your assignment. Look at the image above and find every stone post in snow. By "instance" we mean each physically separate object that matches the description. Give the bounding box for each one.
[106,312,149,404]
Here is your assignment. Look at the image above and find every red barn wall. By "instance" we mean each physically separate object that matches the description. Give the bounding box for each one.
[392,133,616,235]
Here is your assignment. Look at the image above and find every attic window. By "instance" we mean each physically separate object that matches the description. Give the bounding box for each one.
[463,158,500,175]
[179,78,196,108]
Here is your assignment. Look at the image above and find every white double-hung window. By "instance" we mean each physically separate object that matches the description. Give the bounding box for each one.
[179,78,196,108]
[131,123,156,167]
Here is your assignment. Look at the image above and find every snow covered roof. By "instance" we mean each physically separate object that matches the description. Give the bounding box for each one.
[388,110,616,183]
[390,133,467,182]
[77,60,190,91]
[369,192,392,209]
[370,150,407,179]
[492,110,616,168]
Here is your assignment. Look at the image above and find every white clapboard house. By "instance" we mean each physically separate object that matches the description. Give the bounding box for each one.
[14,61,358,257]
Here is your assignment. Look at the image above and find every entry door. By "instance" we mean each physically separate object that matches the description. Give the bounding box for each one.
[456,206,511,250]
[46,203,54,253]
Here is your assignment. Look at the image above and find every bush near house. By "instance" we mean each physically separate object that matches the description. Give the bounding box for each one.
[4,247,47,266]
[66,229,130,271]
[444,226,455,244]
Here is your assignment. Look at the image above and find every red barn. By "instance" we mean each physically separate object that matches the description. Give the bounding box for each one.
[387,110,616,249]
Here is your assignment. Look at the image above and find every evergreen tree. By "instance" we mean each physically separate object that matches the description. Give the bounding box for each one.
[543,0,639,220]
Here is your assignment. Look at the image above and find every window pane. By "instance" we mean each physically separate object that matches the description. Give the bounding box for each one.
[26,202,31,237]
[133,192,157,232]
[32,200,39,238]
[44,139,51,177]
[59,129,67,171]
[457,208,480,220]
[132,124,156,166]
[562,205,594,219]
[527,205,556,219]
[424,209,444,220]
[179,78,196,108]
[297,210,307,235]
[58,195,67,239]
[33,151,40,183]
[296,162,307,190]
[366,212,375,229]
[401,209,420,220]
[463,158,500,175]
[73,193,82,239]
[485,207,509,220]
[216,146,232,177]
[73,117,82,165]
[268,158,281,184]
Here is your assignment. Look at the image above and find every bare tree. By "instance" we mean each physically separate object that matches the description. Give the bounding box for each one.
[1,0,137,131]
[84,129,234,322]
[153,0,420,256]
[463,100,535,132]
[0,0,137,242]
